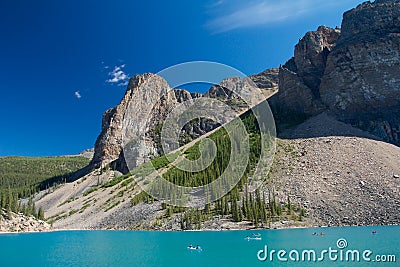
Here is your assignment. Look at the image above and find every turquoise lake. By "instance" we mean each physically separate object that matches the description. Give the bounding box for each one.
[0,226,398,267]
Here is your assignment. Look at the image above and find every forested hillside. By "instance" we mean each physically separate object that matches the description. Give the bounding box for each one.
[0,156,89,218]
[128,110,304,229]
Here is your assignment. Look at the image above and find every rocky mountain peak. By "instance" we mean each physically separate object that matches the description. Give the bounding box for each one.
[321,0,400,115]
[274,25,339,116]
[374,0,400,3]
[271,0,400,145]
[91,73,171,168]
[338,0,400,47]
[90,68,278,170]
[293,25,340,96]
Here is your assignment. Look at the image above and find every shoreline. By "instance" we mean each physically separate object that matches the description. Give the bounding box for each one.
[1,223,398,235]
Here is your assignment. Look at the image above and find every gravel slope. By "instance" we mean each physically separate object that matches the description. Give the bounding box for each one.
[271,113,400,227]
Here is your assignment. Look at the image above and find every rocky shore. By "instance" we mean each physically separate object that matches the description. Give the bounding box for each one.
[0,209,52,233]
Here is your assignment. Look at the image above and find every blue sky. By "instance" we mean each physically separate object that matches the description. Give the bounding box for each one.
[0,0,365,156]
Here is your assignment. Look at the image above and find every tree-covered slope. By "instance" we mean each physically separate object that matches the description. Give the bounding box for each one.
[0,156,89,197]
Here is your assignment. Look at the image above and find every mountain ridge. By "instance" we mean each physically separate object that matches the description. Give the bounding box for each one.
[26,0,400,231]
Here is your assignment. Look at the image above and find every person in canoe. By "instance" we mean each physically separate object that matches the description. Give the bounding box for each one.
[188,244,202,250]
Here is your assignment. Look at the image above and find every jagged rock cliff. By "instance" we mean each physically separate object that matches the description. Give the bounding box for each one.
[275,26,340,115]
[91,74,208,170]
[273,0,400,144]
[320,0,400,114]
[92,73,161,168]
[205,68,279,101]
[91,70,278,170]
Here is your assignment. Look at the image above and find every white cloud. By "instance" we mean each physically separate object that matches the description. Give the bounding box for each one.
[74,91,82,99]
[107,64,129,86]
[205,0,341,33]
[101,61,110,70]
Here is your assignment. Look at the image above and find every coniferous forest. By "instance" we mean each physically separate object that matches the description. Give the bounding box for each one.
[0,156,89,219]
[130,110,306,229]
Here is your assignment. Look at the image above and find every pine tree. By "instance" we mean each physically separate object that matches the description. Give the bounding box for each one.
[38,207,45,220]
[0,192,2,210]
[12,192,18,213]
[238,207,243,222]
[241,196,247,218]
[204,203,210,213]
[180,215,185,230]
[261,193,267,224]
[287,195,292,214]
[21,204,27,215]
[232,199,239,222]
[223,197,229,215]
[7,189,12,212]
[7,206,12,219]
[32,201,37,218]
[27,198,33,216]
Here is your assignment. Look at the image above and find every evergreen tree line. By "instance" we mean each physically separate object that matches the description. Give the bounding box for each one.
[179,207,212,230]
[0,156,89,199]
[130,110,305,228]
[0,156,89,221]
[176,188,301,229]
[0,189,44,220]
[162,110,261,189]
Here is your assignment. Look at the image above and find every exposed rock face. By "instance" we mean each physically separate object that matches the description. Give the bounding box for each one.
[78,148,94,159]
[91,74,207,170]
[336,0,400,48]
[274,0,400,145]
[205,68,278,112]
[249,68,279,91]
[91,69,278,170]
[91,73,159,168]
[319,0,400,145]
[320,0,400,115]
[206,68,278,98]
[276,26,340,115]
[294,26,340,96]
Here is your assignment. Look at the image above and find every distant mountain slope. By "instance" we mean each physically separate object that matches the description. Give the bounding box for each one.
[0,156,90,197]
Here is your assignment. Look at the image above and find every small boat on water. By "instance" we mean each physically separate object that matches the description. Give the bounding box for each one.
[252,233,261,238]
[245,236,262,241]
[312,232,325,236]
[187,245,202,251]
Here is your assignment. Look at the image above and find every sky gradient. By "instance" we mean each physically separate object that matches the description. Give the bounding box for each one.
[0,0,365,156]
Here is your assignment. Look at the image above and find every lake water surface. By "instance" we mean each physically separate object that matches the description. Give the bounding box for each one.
[0,226,398,266]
